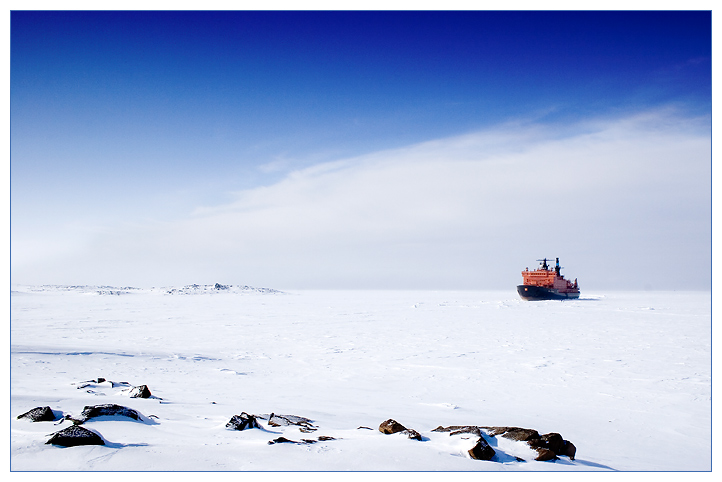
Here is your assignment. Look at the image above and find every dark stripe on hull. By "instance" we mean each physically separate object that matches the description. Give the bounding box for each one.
[517,285,580,301]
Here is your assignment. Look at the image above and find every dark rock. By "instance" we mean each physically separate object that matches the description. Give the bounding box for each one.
[268,435,335,445]
[533,447,558,461]
[74,404,141,423]
[379,419,421,440]
[226,412,260,431]
[265,413,317,432]
[268,436,296,445]
[482,426,576,461]
[46,425,105,447]
[481,426,512,436]
[527,438,544,449]
[128,385,152,398]
[527,432,575,460]
[468,437,496,460]
[17,406,57,422]
[482,426,540,441]
[402,429,422,441]
[379,419,407,434]
[357,426,373,430]
[561,440,576,460]
[96,378,106,383]
[432,425,481,437]
[540,432,564,454]
[435,426,495,460]
[501,428,540,441]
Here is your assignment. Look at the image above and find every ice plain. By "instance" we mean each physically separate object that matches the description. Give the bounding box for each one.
[10,285,711,471]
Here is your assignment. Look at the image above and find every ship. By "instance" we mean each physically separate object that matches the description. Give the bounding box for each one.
[517,258,580,300]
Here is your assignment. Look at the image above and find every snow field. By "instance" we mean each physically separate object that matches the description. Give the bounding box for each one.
[10,287,711,471]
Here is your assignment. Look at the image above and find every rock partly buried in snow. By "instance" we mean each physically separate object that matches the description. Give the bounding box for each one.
[263,413,317,432]
[128,384,152,398]
[432,425,482,437]
[402,428,422,441]
[484,426,540,441]
[46,425,105,447]
[70,404,142,424]
[17,406,57,422]
[468,437,496,460]
[529,433,576,460]
[531,447,558,461]
[432,426,495,461]
[379,419,406,434]
[226,412,260,431]
[538,432,564,454]
[561,440,576,460]
[74,378,131,390]
[378,419,422,440]
[482,426,576,461]
[268,436,296,445]
[268,435,337,445]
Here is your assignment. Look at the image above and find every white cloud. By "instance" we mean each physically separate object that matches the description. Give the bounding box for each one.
[12,109,711,290]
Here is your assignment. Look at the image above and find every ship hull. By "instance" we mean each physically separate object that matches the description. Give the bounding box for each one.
[517,285,580,301]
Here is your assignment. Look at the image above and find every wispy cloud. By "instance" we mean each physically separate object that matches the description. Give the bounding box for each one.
[12,108,710,290]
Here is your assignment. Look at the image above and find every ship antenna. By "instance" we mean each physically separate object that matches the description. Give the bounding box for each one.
[536,258,550,270]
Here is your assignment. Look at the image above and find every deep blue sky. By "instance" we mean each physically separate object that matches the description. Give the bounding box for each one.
[10,11,712,289]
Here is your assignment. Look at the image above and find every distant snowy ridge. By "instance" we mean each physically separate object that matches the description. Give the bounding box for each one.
[163,283,282,295]
[12,283,282,295]
[12,285,143,295]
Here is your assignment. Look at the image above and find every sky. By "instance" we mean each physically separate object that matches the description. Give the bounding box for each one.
[10,10,712,290]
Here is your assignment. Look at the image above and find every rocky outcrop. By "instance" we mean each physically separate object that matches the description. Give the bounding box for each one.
[264,413,318,433]
[561,440,576,460]
[403,428,422,441]
[379,419,406,434]
[483,426,540,441]
[17,406,57,422]
[482,426,575,461]
[46,425,105,447]
[74,378,132,390]
[226,412,260,431]
[468,437,496,460]
[432,425,482,437]
[379,419,422,440]
[539,432,564,454]
[432,425,496,461]
[527,443,558,461]
[268,435,337,445]
[70,404,142,424]
[268,436,296,445]
[128,385,152,398]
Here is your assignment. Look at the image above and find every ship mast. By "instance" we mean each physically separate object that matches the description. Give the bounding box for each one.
[536,258,550,270]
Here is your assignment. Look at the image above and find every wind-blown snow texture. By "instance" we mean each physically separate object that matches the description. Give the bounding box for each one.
[10,286,710,471]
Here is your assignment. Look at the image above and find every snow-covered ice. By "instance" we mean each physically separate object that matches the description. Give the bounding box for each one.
[10,286,711,471]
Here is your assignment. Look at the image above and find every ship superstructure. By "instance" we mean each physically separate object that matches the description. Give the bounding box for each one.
[517,258,580,300]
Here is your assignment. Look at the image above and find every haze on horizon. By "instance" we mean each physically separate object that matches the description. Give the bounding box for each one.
[10,11,711,291]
